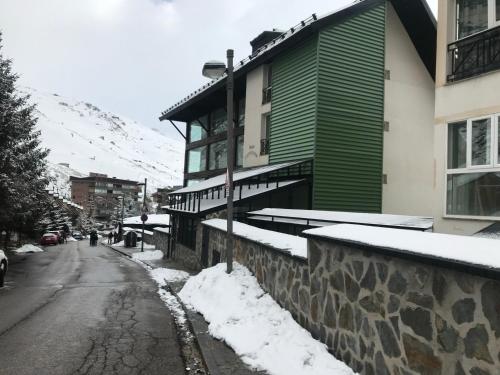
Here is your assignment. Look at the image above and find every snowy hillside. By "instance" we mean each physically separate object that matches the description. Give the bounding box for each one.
[24,87,184,195]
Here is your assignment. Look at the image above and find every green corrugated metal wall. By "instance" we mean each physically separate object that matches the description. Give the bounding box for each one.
[269,36,318,163]
[313,2,386,212]
[269,1,386,212]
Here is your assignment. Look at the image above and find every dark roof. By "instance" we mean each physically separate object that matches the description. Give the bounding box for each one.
[160,0,436,122]
[69,175,140,185]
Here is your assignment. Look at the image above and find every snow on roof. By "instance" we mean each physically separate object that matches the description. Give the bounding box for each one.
[123,214,170,225]
[304,224,500,271]
[203,219,307,259]
[153,226,170,234]
[165,180,303,214]
[248,208,433,230]
[170,161,303,195]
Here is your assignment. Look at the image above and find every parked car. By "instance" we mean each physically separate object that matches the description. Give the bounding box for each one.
[72,231,84,240]
[48,231,64,244]
[0,250,8,287]
[41,233,59,246]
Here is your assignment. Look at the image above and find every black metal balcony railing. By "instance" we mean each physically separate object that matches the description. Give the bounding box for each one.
[262,86,272,104]
[260,138,270,155]
[448,25,500,82]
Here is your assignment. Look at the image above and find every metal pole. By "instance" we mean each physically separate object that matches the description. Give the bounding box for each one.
[226,49,234,274]
[141,178,147,252]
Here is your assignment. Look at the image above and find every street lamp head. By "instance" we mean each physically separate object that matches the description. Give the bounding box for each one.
[202,60,226,79]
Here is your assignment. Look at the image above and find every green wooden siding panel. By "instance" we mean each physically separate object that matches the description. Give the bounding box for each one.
[313,2,386,212]
[269,37,318,163]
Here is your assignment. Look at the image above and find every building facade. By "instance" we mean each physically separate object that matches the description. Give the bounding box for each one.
[434,0,500,234]
[70,173,141,221]
[159,0,438,257]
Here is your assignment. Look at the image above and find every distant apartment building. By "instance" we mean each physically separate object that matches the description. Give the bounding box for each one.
[433,0,500,234]
[70,173,141,221]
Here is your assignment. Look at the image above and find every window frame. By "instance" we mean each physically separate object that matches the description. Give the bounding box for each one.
[454,0,500,41]
[445,113,500,219]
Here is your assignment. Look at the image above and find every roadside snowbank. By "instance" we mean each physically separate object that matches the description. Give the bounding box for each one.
[179,263,356,375]
[149,268,190,286]
[132,250,164,261]
[14,244,44,254]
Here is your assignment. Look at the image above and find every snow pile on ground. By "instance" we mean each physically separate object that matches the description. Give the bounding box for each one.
[149,268,190,286]
[132,250,164,261]
[203,219,307,259]
[304,224,500,270]
[179,263,356,375]
[66,236,78,242]
[14,244,44,254]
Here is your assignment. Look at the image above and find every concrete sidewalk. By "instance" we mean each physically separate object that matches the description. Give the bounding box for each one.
[105,242,266,375]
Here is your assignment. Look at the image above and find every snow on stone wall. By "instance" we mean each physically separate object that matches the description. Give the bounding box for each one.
[201,222,500,375]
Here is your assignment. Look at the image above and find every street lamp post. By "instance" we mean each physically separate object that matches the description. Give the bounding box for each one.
[202,49,234,274]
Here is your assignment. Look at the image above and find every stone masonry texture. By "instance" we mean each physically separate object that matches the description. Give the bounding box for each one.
[192,224,500,375]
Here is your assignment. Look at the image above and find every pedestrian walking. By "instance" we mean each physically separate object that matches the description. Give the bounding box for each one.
[107,231,113,245]
[113,232,118,244]
[62,231,67,244]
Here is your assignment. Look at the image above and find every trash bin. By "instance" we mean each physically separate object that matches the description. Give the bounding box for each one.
[124,231,137,248]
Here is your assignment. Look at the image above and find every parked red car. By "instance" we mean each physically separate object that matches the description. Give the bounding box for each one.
[40,233,59,246]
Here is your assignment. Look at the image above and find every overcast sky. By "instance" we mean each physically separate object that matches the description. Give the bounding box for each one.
[0,0,437,140]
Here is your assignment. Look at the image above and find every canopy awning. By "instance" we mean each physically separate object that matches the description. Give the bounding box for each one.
[164,160,313,216]
[247,208,434,231]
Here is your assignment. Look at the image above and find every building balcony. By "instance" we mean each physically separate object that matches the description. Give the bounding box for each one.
[448,25,500,82]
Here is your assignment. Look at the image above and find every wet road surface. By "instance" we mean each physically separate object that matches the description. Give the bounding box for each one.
[0,240,185,375]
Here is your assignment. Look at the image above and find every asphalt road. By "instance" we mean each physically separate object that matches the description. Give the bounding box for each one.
[0,240,186,375]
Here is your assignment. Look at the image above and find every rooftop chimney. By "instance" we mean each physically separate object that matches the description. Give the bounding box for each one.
[250,29,283,54]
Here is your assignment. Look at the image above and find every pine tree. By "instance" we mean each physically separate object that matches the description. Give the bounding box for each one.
[0,32,50,244]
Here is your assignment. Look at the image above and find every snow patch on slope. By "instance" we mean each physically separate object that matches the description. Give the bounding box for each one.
[24,87,184,193]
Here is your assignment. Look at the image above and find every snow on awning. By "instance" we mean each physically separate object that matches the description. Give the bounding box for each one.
[170,160,307,195]
[165,180,305,215]
[247,208,433,231]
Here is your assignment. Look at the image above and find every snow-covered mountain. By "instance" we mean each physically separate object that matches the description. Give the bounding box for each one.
[24,87,184,196]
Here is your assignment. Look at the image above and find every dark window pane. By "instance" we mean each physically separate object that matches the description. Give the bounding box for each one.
[471,118,491,166]
[456,0,488,39]
[497,0,500,20]
[211,108,227,135]
[238,98,245,127]
[447,172,500,216]
[209,140,227,170]
[187,146,207,173]
[236,135,244,167]
[188,116,208,142]
[447,122,467,169]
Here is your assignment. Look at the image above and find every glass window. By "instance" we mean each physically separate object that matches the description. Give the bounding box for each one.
[236,135,244,167]
[238,98,245,127]
[498,116,500,163]
[187,179,202,187]
[187,146,207,173]
[188,116,208,143]
[456,0,488,39]
[497,0,500,21]
[448,121,467,169]
[447,172,500,216]
[471,118,491,166]
[211,108,227,135]
[209,140,227,170]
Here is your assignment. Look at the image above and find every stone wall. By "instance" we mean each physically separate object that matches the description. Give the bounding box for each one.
[153,230,169,253]
[206,226,309,322]
[202,223,500,375]
[142,231,153,244]
[307,237,500,375]
[174,222,204,271]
